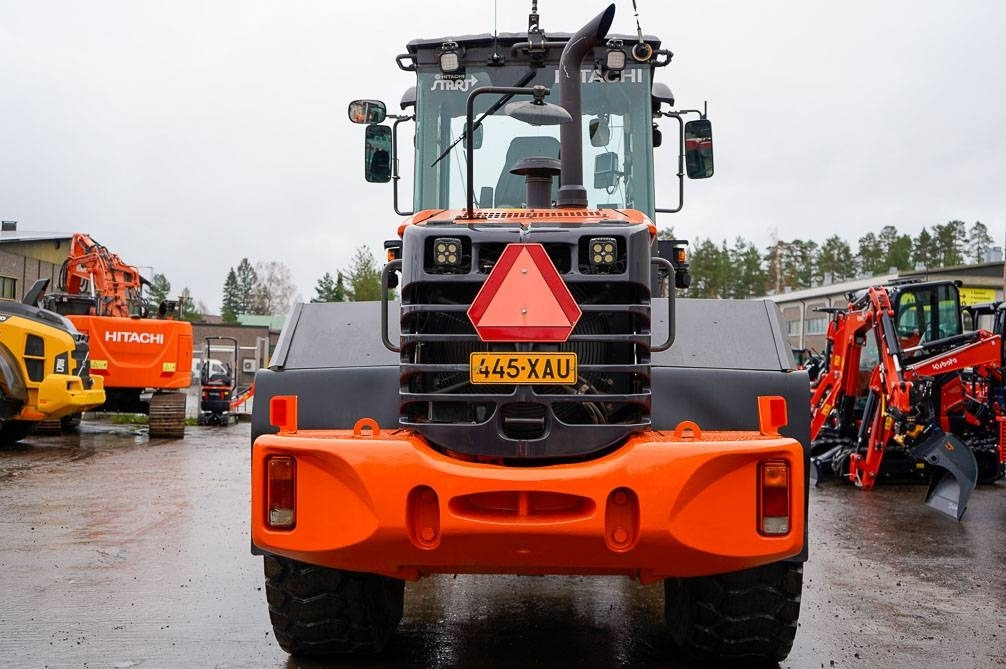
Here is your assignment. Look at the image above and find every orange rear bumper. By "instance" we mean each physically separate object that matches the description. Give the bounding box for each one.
[251,427,805,583]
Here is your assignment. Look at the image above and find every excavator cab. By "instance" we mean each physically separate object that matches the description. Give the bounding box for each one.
[198,336,239,426]
[891,281,963,354]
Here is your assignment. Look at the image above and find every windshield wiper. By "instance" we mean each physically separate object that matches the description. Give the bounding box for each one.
[430,69,538,168]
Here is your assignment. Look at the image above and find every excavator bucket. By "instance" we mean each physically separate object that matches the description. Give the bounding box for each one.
[909,431,978,521]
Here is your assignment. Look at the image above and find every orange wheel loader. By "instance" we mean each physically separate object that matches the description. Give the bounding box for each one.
[250,3,810,663]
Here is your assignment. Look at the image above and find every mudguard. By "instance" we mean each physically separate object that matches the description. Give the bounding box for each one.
[0,343,28,419]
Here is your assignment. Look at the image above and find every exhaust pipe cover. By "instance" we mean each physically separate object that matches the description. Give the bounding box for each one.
[557,4,616,208]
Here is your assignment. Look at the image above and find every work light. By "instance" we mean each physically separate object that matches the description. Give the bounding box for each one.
[440,42,462,73]
[433,237,462,267]
[588,237,617,269]
[604,40,626,72]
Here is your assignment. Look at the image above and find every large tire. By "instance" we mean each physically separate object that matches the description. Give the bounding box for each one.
[264,555,404,657]
[0,419,38,447]
[665,561,802,664]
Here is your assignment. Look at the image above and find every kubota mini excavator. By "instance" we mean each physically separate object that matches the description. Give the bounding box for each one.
[197,336,254,425]
[810,279,1003,519]
[42,234,192,438]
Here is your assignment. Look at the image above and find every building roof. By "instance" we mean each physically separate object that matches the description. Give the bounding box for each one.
[237,314,286,332]
[764,273,898,303]
[0,230,74,244]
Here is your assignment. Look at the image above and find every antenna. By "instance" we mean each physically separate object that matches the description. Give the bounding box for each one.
[489,0,503,64]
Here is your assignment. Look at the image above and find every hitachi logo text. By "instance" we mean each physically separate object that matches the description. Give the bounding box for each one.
[104,331,165,345]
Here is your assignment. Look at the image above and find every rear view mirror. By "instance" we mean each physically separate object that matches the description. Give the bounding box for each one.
[684,119,714,179]
[588,117,610,147]
[348,99,387,125]
[593,152,619,189]
[364,124,392,183]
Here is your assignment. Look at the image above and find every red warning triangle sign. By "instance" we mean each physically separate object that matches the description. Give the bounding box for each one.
[468,244,581,342]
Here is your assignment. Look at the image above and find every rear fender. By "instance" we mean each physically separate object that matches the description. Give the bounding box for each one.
[0,343,28,407]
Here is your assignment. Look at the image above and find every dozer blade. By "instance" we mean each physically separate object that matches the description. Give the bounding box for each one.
[909,432,978,521]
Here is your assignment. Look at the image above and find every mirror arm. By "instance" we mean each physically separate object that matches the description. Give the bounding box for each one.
[392,116,415,216]
[654,112,684,215]
[654,108,706,215]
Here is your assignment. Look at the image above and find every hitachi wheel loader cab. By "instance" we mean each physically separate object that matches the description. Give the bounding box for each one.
[250,3,810,664]
[0,279,105,445]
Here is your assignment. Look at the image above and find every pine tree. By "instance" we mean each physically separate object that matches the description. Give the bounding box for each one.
[147,273,171,307]
[235,258,258,313]
[346,246,381,302]
[179,287,202,323]
[931,220,967,267]
[312,271,346,303]
[817,235,856,283]
[221,269,241,322]
[729,238,766,298]
[967,221,994,263]
[912,229,938,269]
[857,232,884,276]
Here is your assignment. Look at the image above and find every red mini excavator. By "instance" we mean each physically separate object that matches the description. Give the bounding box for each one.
[43,233,193,437]
[810,279,1003,519]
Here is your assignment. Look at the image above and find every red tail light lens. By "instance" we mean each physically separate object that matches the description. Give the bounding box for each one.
[267,456,296,529]
[759,460,790,536]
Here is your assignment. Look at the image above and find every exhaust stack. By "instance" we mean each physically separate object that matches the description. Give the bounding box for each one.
[557,4,616,209]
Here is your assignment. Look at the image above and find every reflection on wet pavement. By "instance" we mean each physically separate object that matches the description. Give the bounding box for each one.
[1,421,1003,668]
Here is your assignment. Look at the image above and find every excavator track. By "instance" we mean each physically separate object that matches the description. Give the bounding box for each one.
[148,391,186,439]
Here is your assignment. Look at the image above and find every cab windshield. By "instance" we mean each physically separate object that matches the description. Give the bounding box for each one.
[413,64,654,215]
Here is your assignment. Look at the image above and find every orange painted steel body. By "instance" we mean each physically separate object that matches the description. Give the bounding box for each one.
[69,315,192,389]
[399,207,657,237]
[252,420,805,583]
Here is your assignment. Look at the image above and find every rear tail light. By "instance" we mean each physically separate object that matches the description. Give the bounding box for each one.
[267,456,296,529]
[759,460,790,535]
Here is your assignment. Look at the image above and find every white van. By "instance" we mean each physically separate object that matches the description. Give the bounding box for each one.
[192,358,229,382]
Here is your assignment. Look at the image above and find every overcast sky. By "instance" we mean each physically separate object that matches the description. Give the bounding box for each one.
[2,1,1004,310]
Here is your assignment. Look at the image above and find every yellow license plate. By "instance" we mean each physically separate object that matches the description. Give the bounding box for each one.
[469,352,577,385]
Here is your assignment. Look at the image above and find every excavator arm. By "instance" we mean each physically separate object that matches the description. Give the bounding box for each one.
[810,284,997,519]
[58,233,142,318]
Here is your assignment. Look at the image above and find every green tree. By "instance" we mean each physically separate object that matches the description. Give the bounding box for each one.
[312,271,346,303]
[179,287,202,323]
[778,239,818,290]
[856,232,884,276]
[683,239,724,298]
[235,258,258,313]
[147,273,171,307]
[912,228,938,269]
[346,246,382,302]
[817,235,856,283]
[931,220,967,267]
[967,220,994,264]
[878,225,913,272]
[221,269,241,323]
[727,237,766,298]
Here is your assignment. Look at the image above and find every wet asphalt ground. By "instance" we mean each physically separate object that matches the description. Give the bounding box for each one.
[1,421,1004,669]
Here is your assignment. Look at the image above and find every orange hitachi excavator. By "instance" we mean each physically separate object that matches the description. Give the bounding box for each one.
[810,279,1003,519]
[42,233,192,437]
